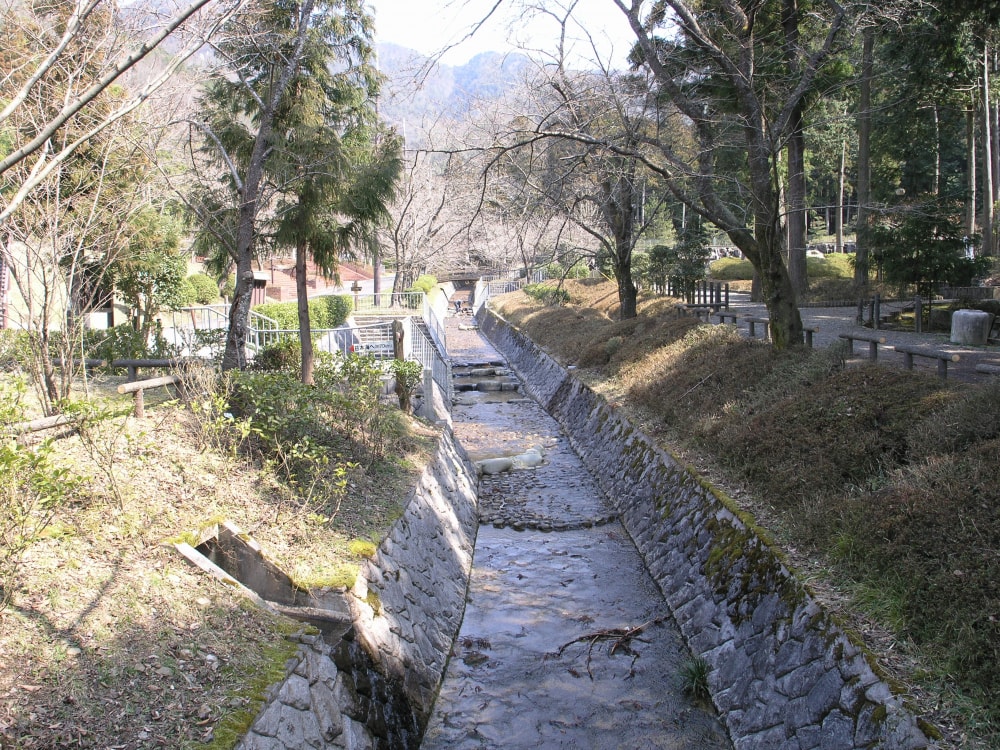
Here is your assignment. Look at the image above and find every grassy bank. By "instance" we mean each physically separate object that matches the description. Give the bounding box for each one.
[493,278,999,749]
[0,360,436,749]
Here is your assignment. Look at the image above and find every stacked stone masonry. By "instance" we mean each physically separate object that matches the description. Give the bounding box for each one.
[476,307,932,750]
[236,429,479,750]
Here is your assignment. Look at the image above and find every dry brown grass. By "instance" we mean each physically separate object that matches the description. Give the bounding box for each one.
[494,278,1000,748]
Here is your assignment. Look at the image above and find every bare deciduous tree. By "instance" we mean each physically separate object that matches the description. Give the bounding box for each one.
[0,0,240,221]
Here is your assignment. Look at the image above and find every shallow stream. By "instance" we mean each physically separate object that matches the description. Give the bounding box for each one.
[420,321,732,749]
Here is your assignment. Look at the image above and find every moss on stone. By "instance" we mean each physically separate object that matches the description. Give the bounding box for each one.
[202,615,310,750]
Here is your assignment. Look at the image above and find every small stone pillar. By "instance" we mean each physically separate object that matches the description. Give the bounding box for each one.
[950,309,991,345]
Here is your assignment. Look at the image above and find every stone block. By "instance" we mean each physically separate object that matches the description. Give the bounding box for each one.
[950,309,991,345]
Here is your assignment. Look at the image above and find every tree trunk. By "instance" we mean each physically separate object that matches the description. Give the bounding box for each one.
[755,213,802,349]
[223,262,254,371]
[992,48,1000,214]
[783,0,808,297]
[601,172,638,321]
[221,0,316,371]
[933,104,941,195]
[296,238,314,385]
[983,41,995,256]
[614,246,638,320]
[836,138,846,253]
[786,108,808,296]
[968,105,977,239]
[854,29,874,305]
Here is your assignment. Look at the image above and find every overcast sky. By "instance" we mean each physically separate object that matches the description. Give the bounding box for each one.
[368,0,636,68]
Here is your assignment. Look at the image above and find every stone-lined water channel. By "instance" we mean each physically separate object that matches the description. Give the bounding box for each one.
[421,320,732,749]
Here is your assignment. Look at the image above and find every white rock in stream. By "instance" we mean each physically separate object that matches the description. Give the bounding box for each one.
[476,447,544,475]
[512,447,543,468]
[477,457,514,475]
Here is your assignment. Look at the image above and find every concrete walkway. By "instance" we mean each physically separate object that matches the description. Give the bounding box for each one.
[421,316,732,749]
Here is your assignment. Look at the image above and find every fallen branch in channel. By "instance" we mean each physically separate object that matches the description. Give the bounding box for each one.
[553,616,668,680]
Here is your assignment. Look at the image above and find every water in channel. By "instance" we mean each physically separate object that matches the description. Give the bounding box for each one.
[420,317,732,749]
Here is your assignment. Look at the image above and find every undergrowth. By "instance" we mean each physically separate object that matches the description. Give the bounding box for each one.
[494,278,1000,745]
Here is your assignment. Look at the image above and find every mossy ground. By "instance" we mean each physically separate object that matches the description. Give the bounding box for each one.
[494,278,1000,749]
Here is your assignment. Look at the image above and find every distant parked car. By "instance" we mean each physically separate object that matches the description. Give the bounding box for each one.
[806,249,825,259]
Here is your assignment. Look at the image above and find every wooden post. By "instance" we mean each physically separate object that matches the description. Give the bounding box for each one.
[117,375,181,417]
[392,319,405,360]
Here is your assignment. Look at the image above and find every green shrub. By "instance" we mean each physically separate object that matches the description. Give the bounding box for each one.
[176,277,197,307]
[253,296,352,331]
[252,338,300,372]
[188,273,220,304]
[523,283,570,305]
[409,274,437,294]
[252,302,299,329]
[390,358,423,412]
[709,256,755,280]
[1,438,83,610]
[221,274,236,300]
[545,260,590,280]
[0,331,30,372]
[86,324,178,362]
[319,295,353,327]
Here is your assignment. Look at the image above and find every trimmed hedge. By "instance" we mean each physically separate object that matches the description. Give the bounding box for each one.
[253,295,353,330]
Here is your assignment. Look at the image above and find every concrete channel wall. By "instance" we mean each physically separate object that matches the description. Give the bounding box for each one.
[477,308,933,750]
[236,428,479,749]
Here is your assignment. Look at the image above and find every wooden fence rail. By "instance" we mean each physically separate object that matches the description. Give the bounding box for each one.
[117,375,182,418]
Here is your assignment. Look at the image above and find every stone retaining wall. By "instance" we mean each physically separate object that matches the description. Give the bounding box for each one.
[478,307,932,750]
[236,427,478,749]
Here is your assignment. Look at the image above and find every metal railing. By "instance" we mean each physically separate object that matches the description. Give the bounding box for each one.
[421,296,447,355]
[165,295,453,410]
[350,292,424,314]
[406,317,452,404]
[246,322,397,359]
[473,276,530,313]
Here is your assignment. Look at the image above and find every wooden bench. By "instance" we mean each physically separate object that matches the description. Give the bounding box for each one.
[745,316,770,339]
[838,332,887,360]
[890,344,959,379]
[7,414,76,435]
[117,375,182,418]
[715,311,740,325]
